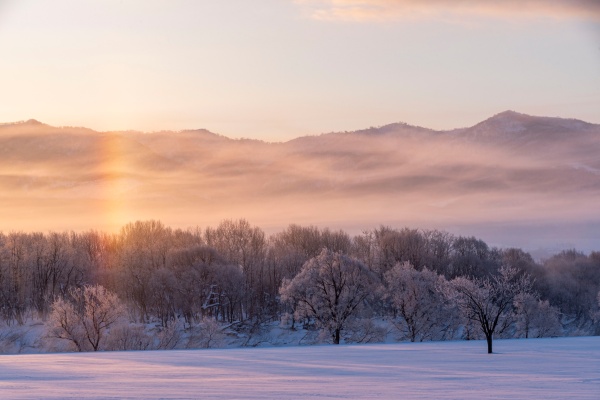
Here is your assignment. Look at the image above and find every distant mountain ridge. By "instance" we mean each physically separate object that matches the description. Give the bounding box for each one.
[1,110,597,143]
[0,111,599,253]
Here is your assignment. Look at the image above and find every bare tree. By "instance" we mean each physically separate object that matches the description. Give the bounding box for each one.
[280,249,378,344]
[106,323,152,351]
[215,264,246,323]
[205,219,266,319]
[47,284,126,351]
[447,266,532,353]
[168,246,221,324]
[148,268,178,327]
[186,317,225,349]
[450,236,501,279]
[369,226,428,275]
[2,233,28,325]
[421,229,454,277]
[540,250,600,329]
[592,291,600,335]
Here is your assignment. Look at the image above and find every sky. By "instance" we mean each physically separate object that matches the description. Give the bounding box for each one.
[0,0,599,141]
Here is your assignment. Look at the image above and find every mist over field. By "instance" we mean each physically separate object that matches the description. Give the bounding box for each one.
[1,110,599,254]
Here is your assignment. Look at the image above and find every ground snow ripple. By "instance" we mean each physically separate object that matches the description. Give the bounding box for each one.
[0,337,598,399]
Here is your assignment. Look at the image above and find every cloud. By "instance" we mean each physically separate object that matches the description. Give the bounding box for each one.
[294,0,600,22]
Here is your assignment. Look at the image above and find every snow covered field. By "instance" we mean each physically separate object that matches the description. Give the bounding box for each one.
[1,337,599,399]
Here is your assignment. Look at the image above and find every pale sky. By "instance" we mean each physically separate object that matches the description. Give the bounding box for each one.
[1,0,599,141]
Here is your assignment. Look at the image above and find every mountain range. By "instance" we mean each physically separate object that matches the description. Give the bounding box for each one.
[1,111,599,255]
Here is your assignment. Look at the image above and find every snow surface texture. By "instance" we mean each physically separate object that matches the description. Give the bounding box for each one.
[0,337,598,399]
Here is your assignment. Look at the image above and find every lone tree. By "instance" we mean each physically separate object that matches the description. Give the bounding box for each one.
[47,284,126,351]
[280,248,377,344]
[448,266,532,353]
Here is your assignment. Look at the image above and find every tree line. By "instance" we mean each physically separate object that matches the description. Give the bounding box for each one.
[0,219,598,353]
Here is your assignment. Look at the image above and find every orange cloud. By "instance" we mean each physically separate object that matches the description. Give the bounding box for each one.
[294,0,600,22]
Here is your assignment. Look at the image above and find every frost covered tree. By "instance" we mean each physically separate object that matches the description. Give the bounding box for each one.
[384,262,457,342]
[447,267,532,353]
[514,292,562,338]
[186,317,225,349]
[280,249,378,344]
[47,284,126,351]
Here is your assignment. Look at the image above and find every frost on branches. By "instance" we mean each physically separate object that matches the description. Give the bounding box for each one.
[384,262,458,342]
[447,267,532,354]
[47,284,126,351]
[280,249,377,344]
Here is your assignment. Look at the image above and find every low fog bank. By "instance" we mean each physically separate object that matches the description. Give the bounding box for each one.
[1,111,599,254]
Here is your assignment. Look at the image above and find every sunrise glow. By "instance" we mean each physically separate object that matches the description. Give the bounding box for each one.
[0,1,598,141]
[0,1,598,245]
[0,4,599,399]
[99,133,130,231]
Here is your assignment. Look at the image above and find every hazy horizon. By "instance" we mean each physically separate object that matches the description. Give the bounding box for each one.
[0,108,586,141]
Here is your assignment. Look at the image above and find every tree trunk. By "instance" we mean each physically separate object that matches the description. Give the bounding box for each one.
[333,328,340,344]
[486,334,493,354]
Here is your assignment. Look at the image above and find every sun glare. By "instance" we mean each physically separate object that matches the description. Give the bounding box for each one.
[99,133,132,232]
